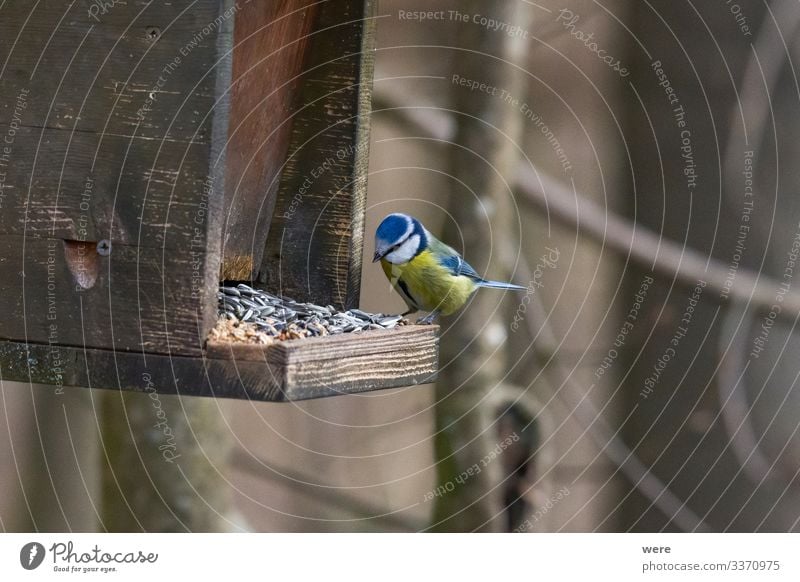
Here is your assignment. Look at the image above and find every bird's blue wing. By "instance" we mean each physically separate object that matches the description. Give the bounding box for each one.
[430,237,526,291]
[436,247,483,281]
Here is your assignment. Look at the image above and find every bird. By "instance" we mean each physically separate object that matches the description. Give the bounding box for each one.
[373,213,526,324]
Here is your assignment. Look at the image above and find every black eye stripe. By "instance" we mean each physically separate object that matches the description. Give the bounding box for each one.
[387,238,407,253]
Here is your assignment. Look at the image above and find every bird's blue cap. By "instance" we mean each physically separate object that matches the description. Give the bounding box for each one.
[376,213,412,244]
[373,213,426,262]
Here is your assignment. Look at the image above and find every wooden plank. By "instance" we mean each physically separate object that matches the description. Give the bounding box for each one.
[260,0,376,310]
[225,324,438,400]
[0,125,216,247]
[220,0,318,281]
[0,325,439,401]
[0,338,266,399]
[0,234,215,355]
[207,324,433,362]
[0,0,234,355]
[0,0,232,141]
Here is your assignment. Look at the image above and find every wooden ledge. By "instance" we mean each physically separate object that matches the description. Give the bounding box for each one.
[0,325,439,402]
[206,325,439,400]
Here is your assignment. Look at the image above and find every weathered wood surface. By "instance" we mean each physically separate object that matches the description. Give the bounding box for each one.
[0,0,234,355]
[221,0,318,281]
[208,324,439,399]
[0,325,439,401]
[260,0,376,310]
[0,234,209,354]
[0,0,399,396]
[0,1,230,140]
[0,125,216,247]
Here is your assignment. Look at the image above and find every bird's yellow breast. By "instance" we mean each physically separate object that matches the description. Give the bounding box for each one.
[381,250,478,316]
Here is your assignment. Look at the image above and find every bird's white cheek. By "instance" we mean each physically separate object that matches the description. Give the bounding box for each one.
[384,235,420,264]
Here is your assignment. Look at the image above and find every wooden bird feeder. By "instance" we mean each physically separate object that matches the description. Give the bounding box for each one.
[0,0,438,401]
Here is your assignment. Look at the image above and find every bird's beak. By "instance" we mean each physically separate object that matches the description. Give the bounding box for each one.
[372,250,383,263]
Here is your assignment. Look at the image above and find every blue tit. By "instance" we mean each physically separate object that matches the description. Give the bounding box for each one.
[372,213,526,324]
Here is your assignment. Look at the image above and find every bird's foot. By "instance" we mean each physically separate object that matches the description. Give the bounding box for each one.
[416,311,440,325]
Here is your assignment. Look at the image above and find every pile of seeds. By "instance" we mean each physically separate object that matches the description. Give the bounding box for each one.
[216,284,408,343]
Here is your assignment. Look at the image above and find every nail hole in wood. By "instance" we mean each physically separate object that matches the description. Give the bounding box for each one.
[64,241,99,290]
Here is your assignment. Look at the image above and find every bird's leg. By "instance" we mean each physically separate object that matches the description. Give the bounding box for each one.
[401,308,417,317]
[416,310,440,325]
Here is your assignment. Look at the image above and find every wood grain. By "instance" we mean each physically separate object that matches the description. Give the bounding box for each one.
[0,0,404,395]
[260,0,376,310]
[0,0,234,355]
[0,234,215,355]
[209,324,439,400]
[1,325,439,401]
[0,124,217,247]
[0,0,229,141]
[220,0,318,281]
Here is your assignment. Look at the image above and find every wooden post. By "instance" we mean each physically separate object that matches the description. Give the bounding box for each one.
[0,0,240,532]
[260,0,376,310]
[220,0,318,281]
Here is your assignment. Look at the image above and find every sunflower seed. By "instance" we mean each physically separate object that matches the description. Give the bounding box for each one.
[218,285,410,340]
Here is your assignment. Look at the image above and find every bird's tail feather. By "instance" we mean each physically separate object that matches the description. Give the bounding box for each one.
[478,279,527,291]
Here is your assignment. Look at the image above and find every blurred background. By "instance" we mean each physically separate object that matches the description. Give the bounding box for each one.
[2,0,800,532]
